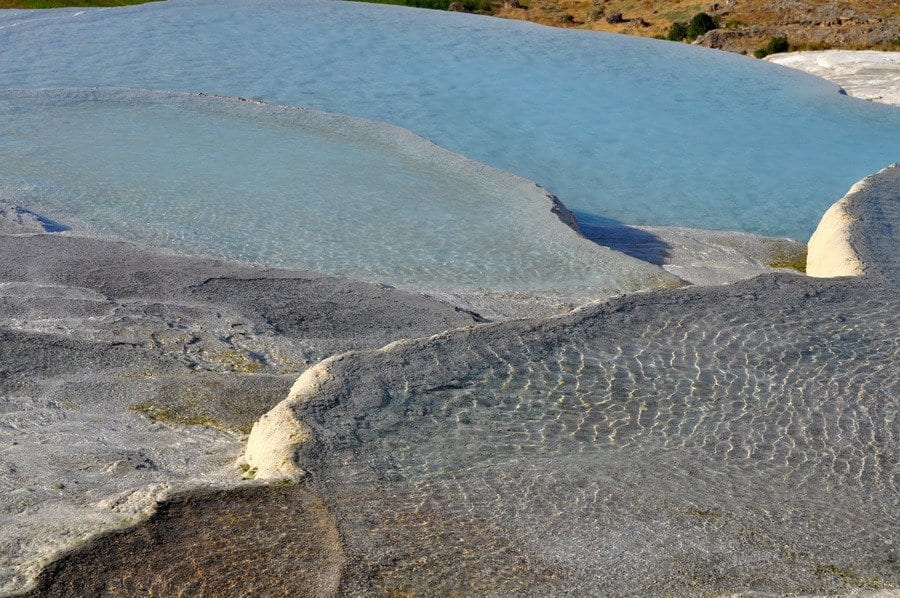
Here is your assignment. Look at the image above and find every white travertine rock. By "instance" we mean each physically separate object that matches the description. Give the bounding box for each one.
[807,192,866,277]
[244,359,337,480]
[807,164,899,280]
[766,50,900,106]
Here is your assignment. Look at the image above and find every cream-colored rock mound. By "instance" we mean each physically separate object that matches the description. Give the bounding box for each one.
[806,187,867,277]
[807,164,899,280]
[244,359,336,480]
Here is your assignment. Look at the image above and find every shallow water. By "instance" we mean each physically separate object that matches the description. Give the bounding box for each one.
[1,0,898,241]
[13,273,898,595]
[0,89,673,294]
[267,275,899,594]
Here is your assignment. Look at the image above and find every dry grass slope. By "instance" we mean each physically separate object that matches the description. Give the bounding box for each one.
[498,0,899,54]
[357,0,899,55]
[3,0,895,56]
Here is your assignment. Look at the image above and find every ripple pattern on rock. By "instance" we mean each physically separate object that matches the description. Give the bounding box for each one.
[242,274,898,595]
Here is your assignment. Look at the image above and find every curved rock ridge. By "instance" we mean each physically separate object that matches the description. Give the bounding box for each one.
[0,87,682,303]
[807,163,899,283]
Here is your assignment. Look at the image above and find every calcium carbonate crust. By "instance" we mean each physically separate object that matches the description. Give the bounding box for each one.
[766,51,900,107]
[3,90,894,593]
[807,163,898,283]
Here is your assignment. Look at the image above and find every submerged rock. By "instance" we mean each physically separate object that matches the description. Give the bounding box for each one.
[0,225,478,595]
[242,273,898,595]
[3,166,897,595]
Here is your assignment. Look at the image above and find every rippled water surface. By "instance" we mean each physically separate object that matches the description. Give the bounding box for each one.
[19,274,899,595]
[279,275,899,594]
[0,0,898,240]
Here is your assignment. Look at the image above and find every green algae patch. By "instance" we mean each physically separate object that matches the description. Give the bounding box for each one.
[237,463,259,479]
[132,402,229,431]
[687,507,723,520]
[762,240,808,272]
[217,350,267,374]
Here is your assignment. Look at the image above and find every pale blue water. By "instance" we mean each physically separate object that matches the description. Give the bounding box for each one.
[0,0,898,243]
[0,89,676,294]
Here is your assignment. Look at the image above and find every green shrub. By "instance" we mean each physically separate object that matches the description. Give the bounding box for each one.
[667,12,718,42]
[687,12,717,39]
[666,21,689,41]
[754,36,790,58]
[768,36,790,53]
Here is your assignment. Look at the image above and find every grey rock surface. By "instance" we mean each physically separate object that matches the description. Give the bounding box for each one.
[0,213,478,594]
[26,270,899,596]
[0,227,478,432]
[239,273,898,595]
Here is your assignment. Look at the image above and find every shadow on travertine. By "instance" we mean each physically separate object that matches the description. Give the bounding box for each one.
[579,219,673,266]
[581,217,809,286]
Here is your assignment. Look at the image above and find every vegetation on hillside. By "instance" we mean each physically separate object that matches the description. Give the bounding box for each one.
[497,0,897,55]
[2,0,896,57]
[753,36,791,58]
[342,0,896,55]
[665,12,718,41]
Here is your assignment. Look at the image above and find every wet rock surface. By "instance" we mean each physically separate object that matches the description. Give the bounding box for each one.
[0,212,477,594]
[25,272,898,596]
[24,486,345,597]
[258,273,898,595]
[5,164,899,595]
